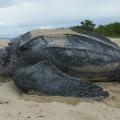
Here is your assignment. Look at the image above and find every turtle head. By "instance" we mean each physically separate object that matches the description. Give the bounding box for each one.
[0,48,10,74]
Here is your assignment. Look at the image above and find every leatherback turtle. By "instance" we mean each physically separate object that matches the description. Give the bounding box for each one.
[1,29,119,99]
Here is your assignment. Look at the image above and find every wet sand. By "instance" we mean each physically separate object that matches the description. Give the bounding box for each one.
[0,35,120,120]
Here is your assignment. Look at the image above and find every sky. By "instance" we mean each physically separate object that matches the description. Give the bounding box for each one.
[0,0,120,38]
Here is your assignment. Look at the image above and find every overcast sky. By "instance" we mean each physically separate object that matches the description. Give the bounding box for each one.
[0,0,120,38]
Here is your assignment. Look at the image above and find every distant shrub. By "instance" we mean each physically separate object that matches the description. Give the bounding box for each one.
[95,22,120,37]
[71,20,120,37]
[71,20,96,32]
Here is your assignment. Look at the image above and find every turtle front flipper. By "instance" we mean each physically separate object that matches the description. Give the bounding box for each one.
[13,61,109,99]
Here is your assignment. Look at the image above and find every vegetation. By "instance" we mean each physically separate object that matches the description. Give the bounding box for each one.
[71,20,96,32]
[71,20,120,37]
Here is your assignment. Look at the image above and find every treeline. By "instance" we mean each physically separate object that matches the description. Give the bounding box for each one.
[71,20,120,37]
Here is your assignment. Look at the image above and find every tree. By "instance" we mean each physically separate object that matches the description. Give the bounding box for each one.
[80,20,96,31]
[95,22,120,37]
[71,20,120,37]
[71,20,96,32]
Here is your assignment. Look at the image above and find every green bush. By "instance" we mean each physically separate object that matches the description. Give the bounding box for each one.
[71,20,96,32]
[95,22,120,37]
[71,20,120,37]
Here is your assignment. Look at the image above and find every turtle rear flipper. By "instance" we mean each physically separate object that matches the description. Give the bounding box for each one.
[13,61,109,99]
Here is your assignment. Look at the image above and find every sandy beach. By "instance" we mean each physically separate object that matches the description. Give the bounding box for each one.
[0,36,120,120]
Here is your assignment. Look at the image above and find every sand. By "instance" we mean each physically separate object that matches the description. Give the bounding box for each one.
[110,38,120,47]
[0,35,120,120]
[0,39,10,48]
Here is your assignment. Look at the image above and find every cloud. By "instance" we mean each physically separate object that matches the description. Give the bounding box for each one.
[0,0,13,7]
[0,0,120,37]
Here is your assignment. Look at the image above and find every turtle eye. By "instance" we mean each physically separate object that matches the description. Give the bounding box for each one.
[8,42,14,46]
